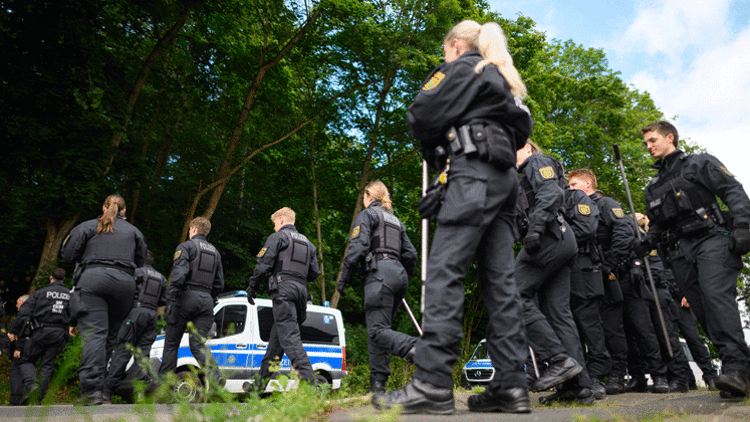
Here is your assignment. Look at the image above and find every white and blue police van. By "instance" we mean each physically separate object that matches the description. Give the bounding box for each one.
[461,339,494,388]
[141,290,346,399]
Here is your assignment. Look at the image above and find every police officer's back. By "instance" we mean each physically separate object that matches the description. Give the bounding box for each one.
[104,250,167,401]
[247,207,320,388]
[9,268,71,404]
[158,217,224,385]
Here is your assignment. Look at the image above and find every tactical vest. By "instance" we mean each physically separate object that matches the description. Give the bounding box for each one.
[371,207,402,258]
[81,219,136,264]
[137,267,164,309]
[189,239,219,288]
[647,156,722,236]
[275,230,312,281]
[37,284,70,327]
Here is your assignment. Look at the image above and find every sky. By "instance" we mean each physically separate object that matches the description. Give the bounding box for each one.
[489,0,750,192]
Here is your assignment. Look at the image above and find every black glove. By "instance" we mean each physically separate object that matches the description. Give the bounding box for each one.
[336,277,347,298]
[731,224,750,255]
[246,286,257,305]
[632,237,653,257]
[521,232,541,254]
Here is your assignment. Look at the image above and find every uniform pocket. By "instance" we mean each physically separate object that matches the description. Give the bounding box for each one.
[437,175,487,226]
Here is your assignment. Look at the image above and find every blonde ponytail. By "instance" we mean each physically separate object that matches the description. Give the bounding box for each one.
[364,180,393,212]
[97,194,126,234]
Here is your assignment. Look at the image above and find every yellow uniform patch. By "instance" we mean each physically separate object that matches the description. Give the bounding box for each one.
[539,166,555,180]
[422,71,445,91]
[577,204,591,215]
[649,249,657,256]
[351,226,360,239]
[257,247,267,258]
[173,250,182,260]
[721,166,734,177]
[612,208,624,218]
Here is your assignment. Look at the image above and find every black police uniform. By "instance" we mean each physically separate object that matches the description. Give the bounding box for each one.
[664,264,717,386]
[8,308,35,405]
[565,188,611,388]
[10,279,71,403]
[104,264,167,398]
[61,216,147,399]
[374,49,532,414]
[338,201,418,390]
[593,194,668,392]
[247,224,321,388]
[159,234,224,384]
[517,154,592,401]
[637,248,690,390]
[642,149,750,395]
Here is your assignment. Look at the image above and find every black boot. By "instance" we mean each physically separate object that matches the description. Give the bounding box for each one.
[591,378,606,400]
[529,354,582,392]
[706,377,717,391]
[75,391,104,406]
[605,375,625,395]
[669,378,688,393]
[624,376,648,393]
[652,376,670,394]
[715,371,750,398]
[372,379,454,414]
[468,387,531,413]
[369,379,386,394]
[539,387,595,406]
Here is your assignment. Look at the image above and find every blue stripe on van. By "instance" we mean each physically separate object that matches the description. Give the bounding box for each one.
[165,340,343,369]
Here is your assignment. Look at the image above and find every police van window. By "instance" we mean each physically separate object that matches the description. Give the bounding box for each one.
[471,342,489,360]
[256,306,339,345]
[301,312,339,345]
[214,305,246,338]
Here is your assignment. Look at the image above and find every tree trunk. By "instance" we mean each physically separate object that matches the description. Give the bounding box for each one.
[30,215,79,292]
[309,128,326,302]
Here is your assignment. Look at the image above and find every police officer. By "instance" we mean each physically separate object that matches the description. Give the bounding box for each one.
[8,294,35,406]
[61,194,148,405]
[515,142,593,406]
[568,170,670,394]
[103,250,167,402]
[159,217,224,386]
[564,176,610,399]
[8,268,71,404]
[373,20,532,414]
[247,207,320,391]
[636,120,750,398]
[336,180,418,393]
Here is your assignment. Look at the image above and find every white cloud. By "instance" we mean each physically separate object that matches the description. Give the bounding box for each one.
[612,0,731,70]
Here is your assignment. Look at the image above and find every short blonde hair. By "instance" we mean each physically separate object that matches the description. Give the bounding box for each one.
[190,217,212,236]
[271,207,296,224]
[635,212,649,231]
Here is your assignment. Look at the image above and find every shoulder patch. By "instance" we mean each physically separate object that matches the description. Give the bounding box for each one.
[612,208,624,218]
[173,250,182,260]
[720,166,735,177]
[649,249,657,256]
[539,166,555,180]
[577,204,591,216]
[257,247,267,258]
[422,71,445,91]
[351,226,360,239]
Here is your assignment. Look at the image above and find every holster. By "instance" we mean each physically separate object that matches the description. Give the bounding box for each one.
[604,272,623,303]
[365,252,378,273]
[446,124,515,169]
[268,274,280,292]
[419,160,450,221]
[72,262,84,287]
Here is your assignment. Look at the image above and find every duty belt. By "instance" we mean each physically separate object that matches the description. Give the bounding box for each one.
[445,124,480,157]
[86,264,135,276]
[134,301,158,310]
[185,284,212,293]
[375,252,400,261]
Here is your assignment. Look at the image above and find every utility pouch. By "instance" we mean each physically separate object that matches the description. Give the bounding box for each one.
[72,262,84,287]
[458,125,477,156]
[446,127,463,155]
[419,159,450,220]
[269,274,280,292]
[604,272,623,303]
[365,252,378,273]
[29,318,41,332]
[484,124,516,170]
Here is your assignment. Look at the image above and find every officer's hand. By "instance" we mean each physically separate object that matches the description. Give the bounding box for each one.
[681,297,690,308]
[69,327,78,337]
[632,237,652,257]
[521,232,541,254]
[14,350,20,359]
[246,286,257,305]
[336,278,347,298]
[730,224,750,255]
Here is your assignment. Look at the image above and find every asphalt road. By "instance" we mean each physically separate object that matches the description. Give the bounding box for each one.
[0,390,748,421]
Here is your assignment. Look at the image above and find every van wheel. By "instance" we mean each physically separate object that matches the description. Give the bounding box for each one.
[460,373,471,390]
[315,371,331,386]
[175,370,202,402]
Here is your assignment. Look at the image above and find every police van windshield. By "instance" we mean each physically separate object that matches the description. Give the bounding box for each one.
[470,341,489,360]
[257,306,339,345]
